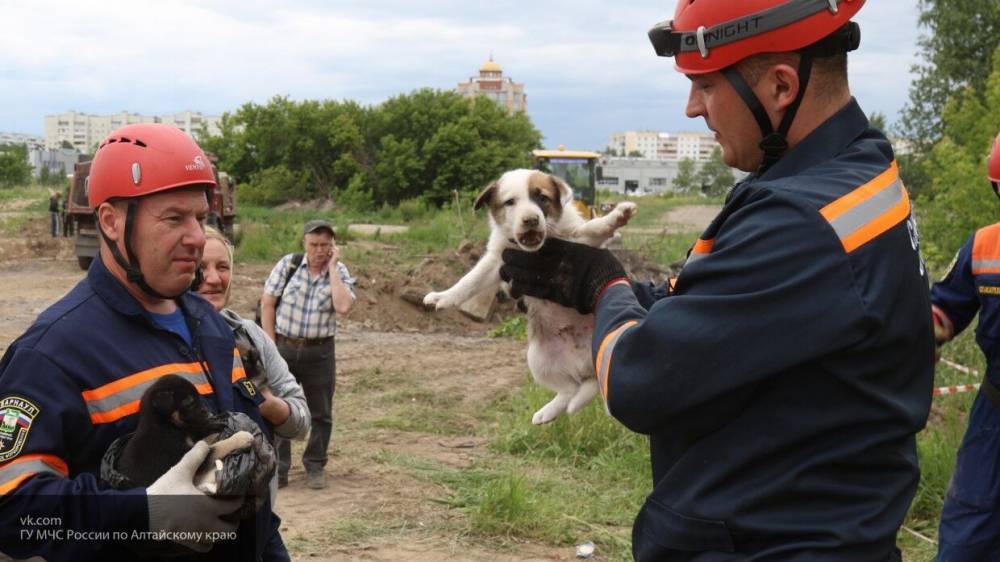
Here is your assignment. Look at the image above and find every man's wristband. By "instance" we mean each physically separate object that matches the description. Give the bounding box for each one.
[594,277,631,309]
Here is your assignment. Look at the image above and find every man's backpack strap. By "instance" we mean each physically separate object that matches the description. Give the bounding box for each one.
[255,252,305,326]
[286,253,304,287]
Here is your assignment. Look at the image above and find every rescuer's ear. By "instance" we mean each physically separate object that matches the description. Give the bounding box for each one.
[96,201,124,243]
[474,181,498,211]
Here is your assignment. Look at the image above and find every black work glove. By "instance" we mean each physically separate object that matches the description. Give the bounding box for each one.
[500,238,627,315]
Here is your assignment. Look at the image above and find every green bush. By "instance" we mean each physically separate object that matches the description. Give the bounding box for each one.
[489,315,527,341]
[241,165,309,206]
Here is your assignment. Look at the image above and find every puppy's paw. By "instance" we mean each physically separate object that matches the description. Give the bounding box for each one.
[612,202,637,227]
[423,291,443,309]
[531,404,563,425]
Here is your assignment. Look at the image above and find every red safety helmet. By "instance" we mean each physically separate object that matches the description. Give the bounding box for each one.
[88,123,216,208]
[89,123,215,300]
[649,0,865,172]
[649,0,865,74]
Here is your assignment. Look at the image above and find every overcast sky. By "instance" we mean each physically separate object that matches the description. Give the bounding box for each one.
[2,1,923,150]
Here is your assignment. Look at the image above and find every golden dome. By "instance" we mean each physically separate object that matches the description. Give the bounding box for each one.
[480,57,502,73]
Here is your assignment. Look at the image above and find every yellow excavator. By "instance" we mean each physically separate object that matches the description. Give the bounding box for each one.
[531,146,602,218]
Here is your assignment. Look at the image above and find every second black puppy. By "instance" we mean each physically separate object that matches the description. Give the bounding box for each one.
[117,374,222,487]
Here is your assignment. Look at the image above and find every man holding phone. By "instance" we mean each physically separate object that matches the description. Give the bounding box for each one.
[261,219,355,490]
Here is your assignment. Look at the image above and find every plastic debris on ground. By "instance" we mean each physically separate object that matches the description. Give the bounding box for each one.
[575,540,595,559]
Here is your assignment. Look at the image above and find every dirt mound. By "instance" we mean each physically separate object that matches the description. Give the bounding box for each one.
[228,240,518,336]
[0,218,75,263]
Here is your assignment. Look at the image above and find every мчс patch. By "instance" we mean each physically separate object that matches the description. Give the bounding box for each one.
[0,395,40,462]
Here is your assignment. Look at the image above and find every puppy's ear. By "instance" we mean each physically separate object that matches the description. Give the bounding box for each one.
[474,181,498,211]
[549,174,573,208]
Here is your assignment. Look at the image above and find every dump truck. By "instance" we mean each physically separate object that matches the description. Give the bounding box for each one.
[66,161,236,270]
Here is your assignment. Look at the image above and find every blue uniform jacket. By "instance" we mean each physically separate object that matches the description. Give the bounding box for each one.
[593,99,934,561]
[931,225,1000,387]
[0,255,279,561]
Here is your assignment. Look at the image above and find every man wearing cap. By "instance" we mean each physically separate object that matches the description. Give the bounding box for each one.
[500,1,933,560]
[261,219,355,490]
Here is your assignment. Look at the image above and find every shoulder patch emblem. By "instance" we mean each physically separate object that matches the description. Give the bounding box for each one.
[0,396,40,462]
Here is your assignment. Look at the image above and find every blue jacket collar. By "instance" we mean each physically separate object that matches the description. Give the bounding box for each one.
[87,254,210,322]
[759,97,869,182]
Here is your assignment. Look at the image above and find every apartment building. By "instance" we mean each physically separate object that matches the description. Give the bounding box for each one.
[43,110,221,151]
[659,132,718,161]
[608,130,719,162]
[0,132,44,149]
[608,131,664,159]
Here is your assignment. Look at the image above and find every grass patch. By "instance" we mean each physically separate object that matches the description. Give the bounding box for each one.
[380,448,639,560]
[622,229,700,268]
[488,315,527,341]
[343,366,410,394]
[235,202,489,263]
[373,402,470,435]
[599,191,722,230]
[367,374,649,561]
[379,388,463,408]
[323,516,413,546]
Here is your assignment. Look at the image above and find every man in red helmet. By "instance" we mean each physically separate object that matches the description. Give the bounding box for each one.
[930,133,1000,561]
[501,1,933,560]
[0,123,290,560]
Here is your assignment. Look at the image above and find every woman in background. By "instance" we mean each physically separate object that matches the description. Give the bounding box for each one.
[196,226,310,497]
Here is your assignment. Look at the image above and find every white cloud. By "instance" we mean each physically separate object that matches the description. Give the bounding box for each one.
[1,0,924,150]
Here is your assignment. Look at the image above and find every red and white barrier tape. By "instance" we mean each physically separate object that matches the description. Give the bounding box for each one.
[940,358,979,377]
[933,383,980,396]
[935,358,982,396]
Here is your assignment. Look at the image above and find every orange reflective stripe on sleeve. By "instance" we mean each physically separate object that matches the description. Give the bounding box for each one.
[971,223,1000,275]
[820,161,910,253]
[82,362,212,424]
[685,238,715,266]
[0,454,69,495]
[231,348,246,383]
[595,321,638,404]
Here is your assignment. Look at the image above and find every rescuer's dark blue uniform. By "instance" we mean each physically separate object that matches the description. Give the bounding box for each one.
[930,225,1000,560]
[0,255,286,561]
[592,100,934,561]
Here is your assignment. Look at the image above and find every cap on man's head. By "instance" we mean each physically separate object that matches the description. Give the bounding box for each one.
[303,219,335,236]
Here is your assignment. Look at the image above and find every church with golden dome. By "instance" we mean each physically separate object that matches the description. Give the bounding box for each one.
[455,55,527,115]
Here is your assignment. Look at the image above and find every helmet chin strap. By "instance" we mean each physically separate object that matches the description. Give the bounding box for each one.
[96,201,187,301]
[721,53,815,175]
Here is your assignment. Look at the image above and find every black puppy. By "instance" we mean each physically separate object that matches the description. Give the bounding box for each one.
[117,374,221,487]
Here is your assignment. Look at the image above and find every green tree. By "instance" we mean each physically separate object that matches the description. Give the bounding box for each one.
[697,147,735,197]
[672,158,698,192]
[869,111,888,134]
[37,163,67,187]
[627,150,644,158]
[919,45,1000,268]
[898,0,999,156]
[0,144,31,188]
[202,89,541,208]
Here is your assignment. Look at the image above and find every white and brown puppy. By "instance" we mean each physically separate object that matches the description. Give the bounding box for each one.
[424,169,636,424]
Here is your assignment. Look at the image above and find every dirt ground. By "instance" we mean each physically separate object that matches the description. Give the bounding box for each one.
[0,217,579,561]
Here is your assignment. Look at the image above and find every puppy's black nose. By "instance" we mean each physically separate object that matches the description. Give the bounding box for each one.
[523,216,539,227]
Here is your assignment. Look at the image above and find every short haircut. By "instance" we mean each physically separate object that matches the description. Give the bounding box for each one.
[735,51,848,104]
